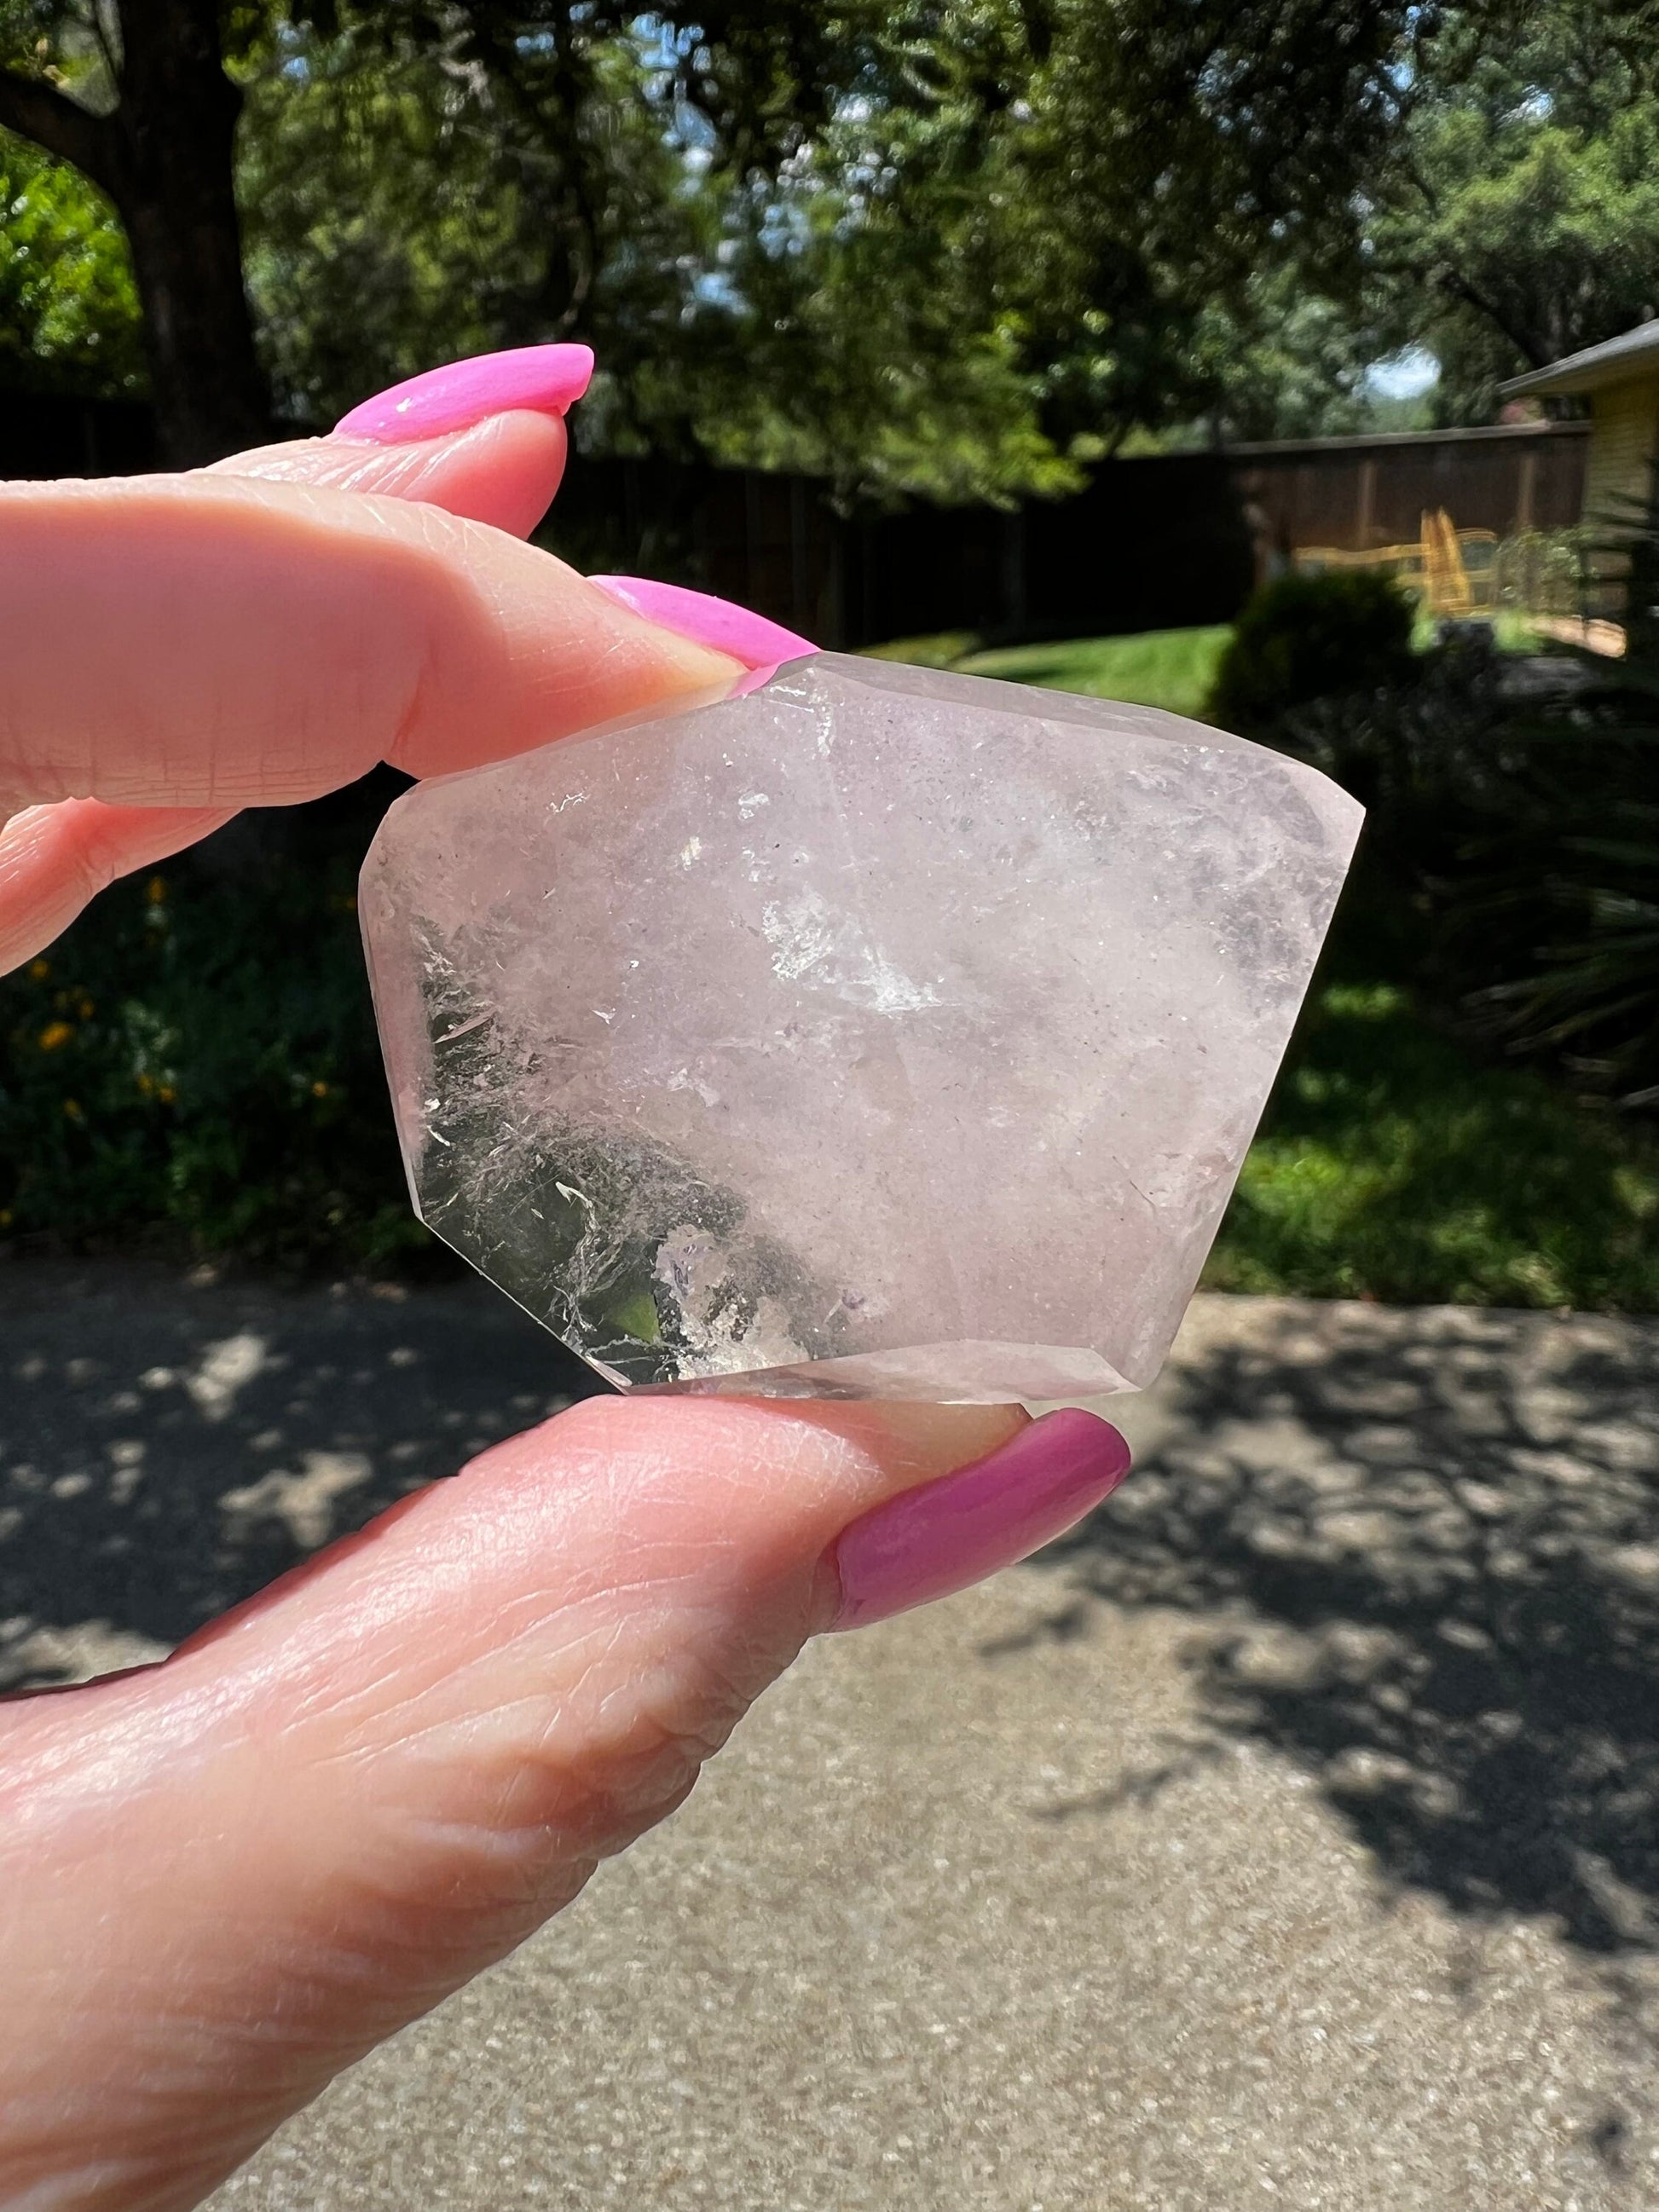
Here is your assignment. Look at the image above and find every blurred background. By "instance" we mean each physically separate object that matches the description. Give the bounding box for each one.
[2,0,1657,1304]
[3,7,1659,2205]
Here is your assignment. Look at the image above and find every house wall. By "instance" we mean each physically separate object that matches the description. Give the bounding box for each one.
[1585,377,1659,525]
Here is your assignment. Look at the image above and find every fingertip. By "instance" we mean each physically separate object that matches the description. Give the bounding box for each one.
[206,412,570,539]
[587,576,816,671]
[333,344,596,443]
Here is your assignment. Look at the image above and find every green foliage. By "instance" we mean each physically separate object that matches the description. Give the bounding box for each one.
[238,18,707,438]
[0,129,142,394]
[0,806,425,1267]
[8,0,1521,483]
[881,627,1234,722]
[1444,643,1659,1107]
[1206,571,1417,736]
[229,4,1082,501]
[18,0,1648,465]
[1206,978,1659,1308]
[1183,274,1396,446]
[1136,4,1659,437]
[1371,90,1659,411]
[4,627,1656,1310]
[1270,486,1659,1109]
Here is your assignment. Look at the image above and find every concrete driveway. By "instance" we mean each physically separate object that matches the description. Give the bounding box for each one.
[3,1260,1658,2209]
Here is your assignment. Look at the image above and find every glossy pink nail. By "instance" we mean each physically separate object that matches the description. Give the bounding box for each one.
[827,1409,1130,1632]
[332,344,595,443]
[588,575,815,673]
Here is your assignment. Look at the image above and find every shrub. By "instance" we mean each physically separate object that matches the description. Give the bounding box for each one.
[1274,496,1659,1110]
[0,776,431,1268]
[1444,673,1659,1108]
[1205,569,1416,736]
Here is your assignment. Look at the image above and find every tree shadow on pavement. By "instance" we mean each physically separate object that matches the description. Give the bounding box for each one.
[1032,1302,1659,1956]
[0,1257,606,1692]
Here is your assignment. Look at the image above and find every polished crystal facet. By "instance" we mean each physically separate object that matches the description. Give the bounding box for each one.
[360,653,1361,1401]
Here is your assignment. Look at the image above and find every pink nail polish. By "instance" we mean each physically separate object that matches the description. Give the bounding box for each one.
[827,1410,1130,1632]
[332,344,596,443]
[588,575,815,676]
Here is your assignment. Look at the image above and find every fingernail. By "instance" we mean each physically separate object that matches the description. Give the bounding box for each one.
[588,575,814,675]
[332,344,595,443]
[826,1409,1130,1632]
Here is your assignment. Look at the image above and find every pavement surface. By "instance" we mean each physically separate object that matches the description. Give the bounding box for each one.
[4,1259,1659,2209]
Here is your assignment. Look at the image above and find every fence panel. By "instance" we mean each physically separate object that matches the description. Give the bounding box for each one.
[4,390,1587,649]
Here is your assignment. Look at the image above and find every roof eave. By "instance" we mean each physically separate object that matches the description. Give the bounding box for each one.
[1497,363,1604,401]
[1499,325,1659,401]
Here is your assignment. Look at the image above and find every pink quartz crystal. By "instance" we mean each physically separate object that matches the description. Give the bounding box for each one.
[360,654,1361,1400]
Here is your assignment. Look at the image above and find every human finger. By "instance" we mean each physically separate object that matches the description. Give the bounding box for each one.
[0,798,238,971]
[0,472,739,969]
[206,410,569,539]
[205,344,597,539]
[0,1401,1130,2210]
[0,348,596,962]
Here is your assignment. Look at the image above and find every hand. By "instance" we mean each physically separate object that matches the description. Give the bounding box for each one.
[0,349,1130,2212]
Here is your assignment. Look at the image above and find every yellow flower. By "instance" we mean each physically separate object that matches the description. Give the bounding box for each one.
[146,875,168,905]
[28,959,49,982]
[38,1021,74,1051]
[136,1072,153,1095]
[310,1079,330,1098]
[77,996,95,1019]
[156,1083,176,1104]
[63,1099,84,1122]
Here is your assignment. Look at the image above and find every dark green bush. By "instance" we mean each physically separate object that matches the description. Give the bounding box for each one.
[1282,622,1513,868]
[0,777,429,1268]
[1443,676,1659,1108]
[1276,515,1659,1110]
[1206,568,1416,736]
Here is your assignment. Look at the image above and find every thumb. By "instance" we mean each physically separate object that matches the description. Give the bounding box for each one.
[0,1396,1128,2212]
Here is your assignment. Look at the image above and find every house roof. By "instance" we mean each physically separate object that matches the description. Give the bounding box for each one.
[1223,420,1585,458]
[1499,318,1659,400]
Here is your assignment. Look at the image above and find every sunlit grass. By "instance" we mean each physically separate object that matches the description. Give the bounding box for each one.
[868,626,1232,719]
[872,612,1546,721]
[958,627,1234,719]
[1205,980,1659,1309]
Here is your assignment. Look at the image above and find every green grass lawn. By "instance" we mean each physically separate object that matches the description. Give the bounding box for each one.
[6,625,1648,1312]
[870,613,1542,720]
[1205,979,1659,1309]
[957,627,1233,720]
[868,625,1231,719]
[866,622,1659,1311]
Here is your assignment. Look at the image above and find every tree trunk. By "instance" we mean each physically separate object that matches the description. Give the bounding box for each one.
[0,0,271,466]
[106,0,272,465]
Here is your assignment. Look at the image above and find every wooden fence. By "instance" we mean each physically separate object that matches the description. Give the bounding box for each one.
[5,392,1588,649]
[1229,421,1588,567]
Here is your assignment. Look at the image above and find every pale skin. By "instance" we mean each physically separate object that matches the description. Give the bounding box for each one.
[0,413,1025,2210]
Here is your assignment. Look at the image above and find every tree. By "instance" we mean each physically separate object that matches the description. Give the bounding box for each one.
[1292,3,1659,421]
[0,0,934,464]
[1373,100,1659,415]
[29,0,1653,475]
[0,124,142,394]
[3,0,1462,471]
[0,0,273,459]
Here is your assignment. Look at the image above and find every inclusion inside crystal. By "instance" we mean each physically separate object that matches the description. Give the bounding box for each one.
[360,653,1362,1401]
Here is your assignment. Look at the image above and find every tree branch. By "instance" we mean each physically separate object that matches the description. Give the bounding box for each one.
[1436,266,1547,368]
[0,67,118,192]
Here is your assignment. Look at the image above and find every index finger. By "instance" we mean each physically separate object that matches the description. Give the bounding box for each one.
[0,472,739,813]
